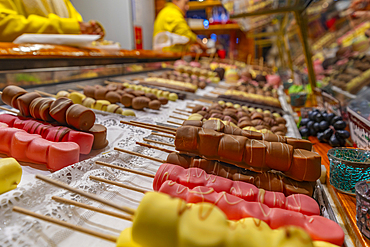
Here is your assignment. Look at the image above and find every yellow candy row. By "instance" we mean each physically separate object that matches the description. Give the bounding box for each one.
[0,158,22,195]
[217,100,282,118]
[122,83,179,101]
[56,91,136,117]
[117,192,337,247]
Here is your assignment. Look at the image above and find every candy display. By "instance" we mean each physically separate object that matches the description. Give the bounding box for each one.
[1,86,95,131]
[141,77,198,93]
[0,122,79,171]
[219,89,281,108]
[0,114,95,154]
[0,157,22,194]
[188,103,288,135]
[152,163,320,215]
[174,125,320,181]
[299,109,349,147]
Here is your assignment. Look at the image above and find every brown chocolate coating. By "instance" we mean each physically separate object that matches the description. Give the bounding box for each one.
[132,90,146,97]
[145,93,158,100]
[29,98,54,121]
[224,125,242,135]
[132,96,150,110]
[148,100,161,110]
[66,104,95,131]
[89,124,109,150]
[203,119,225,132]
[275,117,287,125]
[251,112,264,120]
[284,149,321,181]
[49,97,73,124]
[264,141,294,172]
[244,139,267,170]
[183,120,203,127]
[105,91,121,104]
[175,126,199,152]
[218,135,247,162]
[198,128,224,158]
[94,88,108,100]
[192,105,203,113]
[261,132,287,143]
[120,94,135,107]
[83,86,96,98]
[241,130,263,140]
[158,97,168,105]
[2,85,27,109]
[286,138,312,151]
[17,92,41,117]
[238,121,253,129]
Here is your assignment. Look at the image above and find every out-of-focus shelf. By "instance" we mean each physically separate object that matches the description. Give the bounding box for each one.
[188,0,222,10]
[191,23,240,32]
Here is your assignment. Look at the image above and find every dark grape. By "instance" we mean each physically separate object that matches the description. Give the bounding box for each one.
[317,132,325,142]
[331,116,342,125]
[322,113,328,121]
[313,109,320,112]
[319,121,329,131]
[333,121,346,130]
[309,112,318,121]
[309,128,317,137]
[313,122,321,132]
[315,113,324,122]
[300,128,309,137]
[329,134,340,147]
[337,130,350,139]
[321,110,328,115]
[300,118,310,127]
[325,113,335,123]
[323,128,334,141]
[307,121,315,129]
[308,111,314,120]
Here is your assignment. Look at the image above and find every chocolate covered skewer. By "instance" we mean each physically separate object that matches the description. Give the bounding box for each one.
[114,147,314,196]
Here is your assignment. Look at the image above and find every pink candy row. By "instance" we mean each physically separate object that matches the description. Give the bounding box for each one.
[0,114,93,154]
[158,180,344,246]
[154,163,320,216]
[0,122,79,171]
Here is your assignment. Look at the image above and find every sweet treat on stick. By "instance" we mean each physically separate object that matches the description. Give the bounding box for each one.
[81,97,96,108]
[56,90,69,99]
[17,92,41,117]
[91,100,110,111]
[1,85,27,108]
[285,149,322,181]
[0,157,22,194]
[68,92,86,105]
[83,85,96,98]
[49,97,73,124]
[94,87,108,100]
[121,94,135,107]
[47,142,80,171]
[132,97,150,110]
[286,137,313,151]
[66,104,95,131]
[153,163,319,216]
[89,124,109,150]
[122,110,136,116]
[105,91,121,104]
[107,104,124,114]
[148,100,161,110]
[29,98,54,121]
[129,192,344,246]
[174,125,320,180]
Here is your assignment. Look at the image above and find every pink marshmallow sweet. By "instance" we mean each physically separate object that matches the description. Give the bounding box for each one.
[27,137,51,164]
[47,142,80,171]
[0,128,25,153]
[11,132,42,160]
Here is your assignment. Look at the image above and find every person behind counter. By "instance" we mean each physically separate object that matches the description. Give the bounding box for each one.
[0,0,104,42]
[153,0,207,52]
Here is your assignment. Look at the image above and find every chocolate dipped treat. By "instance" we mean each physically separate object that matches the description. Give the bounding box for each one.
[49,97,73,125]
[66,104,95,131]
[17,92,41,117]
[29,98,54,122]
[2,85,27,108]
[88,124,108,149]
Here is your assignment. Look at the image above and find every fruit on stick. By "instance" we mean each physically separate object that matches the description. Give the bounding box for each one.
[0,157,22,194]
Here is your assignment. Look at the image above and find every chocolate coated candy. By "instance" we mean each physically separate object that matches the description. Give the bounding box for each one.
[83,85,96,98]
[175,126,199,152]
[66,104,95,131]
[2,85,27,109]
[89,124,109,150]
[203,119,225,132]
[49,97,73,124]
[120,94,135,107]
[198,128,224,158]
[244,139,267,169]
[182,120,203,127]
[264,141,294,172]
[286,138,312,151]
[166,152,191,169]
[148,100,161,110]
[132,97,150,110]
[105,91,121,104]
[94,88,108,100]
[218,134,247,162]
[284,149,321,181]
[17,92,41,117]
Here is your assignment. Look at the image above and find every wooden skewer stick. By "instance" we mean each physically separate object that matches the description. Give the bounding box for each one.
[52,196,133,221]
[210,91,222,95]
[76,85,85,89]
[34,90,57,98]
[187,105,195,109]
[95,161,155,178]
[151,132,175,139]
[12,206,118,243]
[36,174,136,215]
[169,115,186,121]
[114,147,166,163]
[136,141,174,153]
[167,120,181,126]
[130,121,177,132]
[176,108,192,113]
[173,111,190,116]
[90,176,148,194]
[0,105,18,114]
[120,121,176,135]
[68,89,78,93]
[143,138,175,147]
